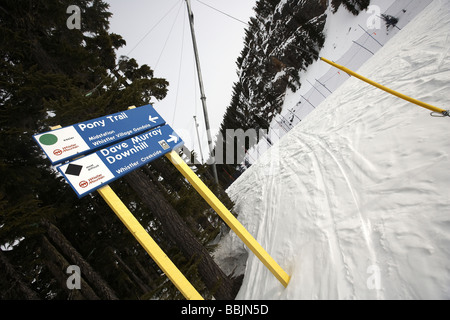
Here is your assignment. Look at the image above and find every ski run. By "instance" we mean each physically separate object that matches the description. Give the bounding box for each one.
[214,0,450,300]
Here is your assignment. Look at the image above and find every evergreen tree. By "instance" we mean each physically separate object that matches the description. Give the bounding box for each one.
[214,0,328,182]
[1,0,234,300]
[331,0,371,15]
[214,0,372,183]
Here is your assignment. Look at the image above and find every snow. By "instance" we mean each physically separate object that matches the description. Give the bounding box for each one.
[249,0,434,158]
[215,0,450,300]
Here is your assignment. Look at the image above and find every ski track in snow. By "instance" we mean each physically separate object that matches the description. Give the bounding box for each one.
[221,0,450,300]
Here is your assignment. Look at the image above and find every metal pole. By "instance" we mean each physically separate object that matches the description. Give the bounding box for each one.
[98,185,204,300]
[288,108,302,123]
[352,40,375,55]
[185,0,219,185]
[51,124,204,300]
[358,24,383,47]
[300,94,316,109]
[166,151,291,287]
[306,79,327,99]
[315,78,332,94]
[193,115,205,163]
[321,57,449,116]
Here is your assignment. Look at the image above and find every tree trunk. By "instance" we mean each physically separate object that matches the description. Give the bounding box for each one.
[107,246,152,296]
[124,169,236,300]
[124,247,160,290]
[41,236,98,300]
[41,220,118,300]
[0,250,40,300]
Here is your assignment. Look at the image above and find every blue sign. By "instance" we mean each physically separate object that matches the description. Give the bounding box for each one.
[57,124,184,198]
[33,105,165,165]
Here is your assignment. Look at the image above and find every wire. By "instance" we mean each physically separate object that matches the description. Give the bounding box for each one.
[155,0,184,70]
[85,0,183,96]
[126,0,183,57]
[194,0,249,26]
[172,3,187,126]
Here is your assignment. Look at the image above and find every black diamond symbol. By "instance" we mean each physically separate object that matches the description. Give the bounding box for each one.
[65,164,83,176]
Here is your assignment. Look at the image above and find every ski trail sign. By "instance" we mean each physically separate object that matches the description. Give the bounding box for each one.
[33,105,165,165]
[35,106,290,297]
[58,124,183,198]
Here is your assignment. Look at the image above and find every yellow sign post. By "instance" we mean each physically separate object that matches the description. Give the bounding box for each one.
[166,151,291,288]
[320,57,449,117]
[49,104,291,300]
[125,106,290,288]
[97,185,204,300]
[51,125,203,301]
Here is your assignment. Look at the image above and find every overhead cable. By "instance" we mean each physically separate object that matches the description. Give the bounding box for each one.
[194,0,249,26]
[85,0,183,97]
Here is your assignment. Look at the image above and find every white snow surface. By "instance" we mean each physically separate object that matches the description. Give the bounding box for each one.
[216,0,450,300]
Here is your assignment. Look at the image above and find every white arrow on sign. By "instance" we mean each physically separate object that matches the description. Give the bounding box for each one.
[149,116,159,123]
[168,135,178,143]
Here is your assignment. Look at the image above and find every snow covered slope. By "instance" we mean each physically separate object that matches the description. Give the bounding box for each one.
[218,0,450,300]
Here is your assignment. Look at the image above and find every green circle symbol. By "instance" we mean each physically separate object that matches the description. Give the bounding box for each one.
[39,134,58,146]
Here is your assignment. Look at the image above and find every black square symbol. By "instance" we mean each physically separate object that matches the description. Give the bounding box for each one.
[65,164,83,176]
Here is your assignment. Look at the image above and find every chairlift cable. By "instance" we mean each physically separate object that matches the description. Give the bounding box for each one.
[194,0,249,26]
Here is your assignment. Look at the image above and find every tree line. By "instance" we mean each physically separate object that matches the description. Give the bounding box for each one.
[0,0,240,300]
[0,0,372,300]
[214,0,371,186]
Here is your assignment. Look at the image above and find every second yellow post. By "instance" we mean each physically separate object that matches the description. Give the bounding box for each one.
[320,57,448,116]
[166,151,291,288]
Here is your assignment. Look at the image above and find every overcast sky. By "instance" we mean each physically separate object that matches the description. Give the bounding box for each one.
[106,0,257,159]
